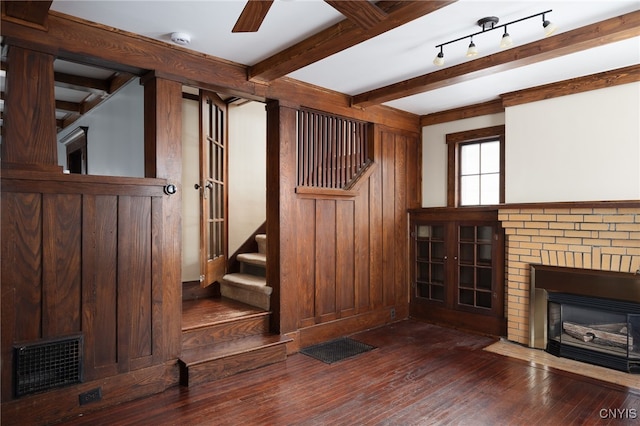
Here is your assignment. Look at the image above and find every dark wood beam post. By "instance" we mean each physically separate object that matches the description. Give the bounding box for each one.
[142,75,182,361]
[266,100,298,336]
[1,45,60,171]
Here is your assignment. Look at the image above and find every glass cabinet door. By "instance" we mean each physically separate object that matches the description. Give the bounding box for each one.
[415,224,446,302]
[457,225,493,310]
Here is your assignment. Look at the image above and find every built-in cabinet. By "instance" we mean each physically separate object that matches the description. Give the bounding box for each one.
[409,208,506,336]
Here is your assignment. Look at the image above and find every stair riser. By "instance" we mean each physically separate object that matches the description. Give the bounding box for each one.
[182,315,270,350]
[180,344,286,386]
[220,283,271,311]
[256,235,267,255]
[240,262,266,277]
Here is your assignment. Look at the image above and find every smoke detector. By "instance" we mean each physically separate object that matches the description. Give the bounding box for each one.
[170,32,191,46]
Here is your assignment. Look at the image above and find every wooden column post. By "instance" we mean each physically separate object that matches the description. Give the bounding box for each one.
[142,74,182,361]
[1,45,60,171]
[266,100,298,335]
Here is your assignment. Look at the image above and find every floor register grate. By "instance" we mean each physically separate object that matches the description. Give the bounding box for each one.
[14,335,83,397]
[300,337,376,364]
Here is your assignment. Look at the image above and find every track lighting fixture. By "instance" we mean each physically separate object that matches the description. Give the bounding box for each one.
[433,9,555,66]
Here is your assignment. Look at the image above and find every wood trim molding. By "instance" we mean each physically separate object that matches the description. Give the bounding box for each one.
[445,125,505,207]
[352,10,640,108]
[420,100,504,126]
[496,200,640,210]
[295,186,358,199]
[501,64,640,107]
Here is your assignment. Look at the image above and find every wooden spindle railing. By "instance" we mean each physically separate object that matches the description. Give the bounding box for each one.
[297,109,370,190]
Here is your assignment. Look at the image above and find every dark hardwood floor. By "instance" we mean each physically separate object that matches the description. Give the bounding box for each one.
[61,320,639,425]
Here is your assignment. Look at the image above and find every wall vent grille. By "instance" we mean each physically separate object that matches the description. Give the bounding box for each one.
[14,335,83,397]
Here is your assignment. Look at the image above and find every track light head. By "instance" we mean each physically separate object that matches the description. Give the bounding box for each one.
[433,49,445,66]
[500,27,513,48]
[543,18,557,36]
[466,39,478,57]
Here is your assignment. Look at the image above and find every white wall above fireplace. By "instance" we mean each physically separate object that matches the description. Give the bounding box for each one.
[505,82,640,203]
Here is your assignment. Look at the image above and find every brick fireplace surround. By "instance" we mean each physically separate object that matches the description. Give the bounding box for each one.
[498,204,640,346]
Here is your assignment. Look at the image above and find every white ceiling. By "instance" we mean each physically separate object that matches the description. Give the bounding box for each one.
[50,0,640,116]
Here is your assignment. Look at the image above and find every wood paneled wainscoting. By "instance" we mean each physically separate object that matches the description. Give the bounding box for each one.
[1,171,179,425]
[268,101,422,350]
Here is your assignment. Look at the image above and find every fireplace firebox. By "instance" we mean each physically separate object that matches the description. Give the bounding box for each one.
[547,292,639,373]
[530,265,640,374]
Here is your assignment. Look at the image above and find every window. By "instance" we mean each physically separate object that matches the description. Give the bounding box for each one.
[446,125,505,207]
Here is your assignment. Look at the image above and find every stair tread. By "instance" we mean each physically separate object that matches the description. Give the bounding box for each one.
[237,252,266,267]
[182,297,268,331]
[223,273,268,288]
[180,334,291,366]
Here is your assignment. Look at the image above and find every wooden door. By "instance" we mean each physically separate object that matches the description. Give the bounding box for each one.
[199,90,227,287]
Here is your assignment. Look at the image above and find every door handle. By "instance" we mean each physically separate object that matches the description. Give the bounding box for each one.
[194,182,213,190]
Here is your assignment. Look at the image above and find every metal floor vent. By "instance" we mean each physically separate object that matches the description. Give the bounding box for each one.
[14,335,83,397]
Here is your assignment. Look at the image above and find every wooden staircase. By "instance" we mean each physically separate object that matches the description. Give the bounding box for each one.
[179,234,289,387]
[220,234,272,310]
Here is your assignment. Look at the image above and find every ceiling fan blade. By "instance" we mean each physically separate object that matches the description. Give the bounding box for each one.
[232,0,275,33]
[324,0,387,30]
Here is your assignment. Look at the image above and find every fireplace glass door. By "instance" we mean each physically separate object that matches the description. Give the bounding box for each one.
[547,293,640,373]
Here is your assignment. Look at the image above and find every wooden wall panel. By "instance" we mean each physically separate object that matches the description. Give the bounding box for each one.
[43,194,82,337]
[2,193,43,342]
[394,135,408,306]
[1,192,42,402]
[120,196,153,368]
[368,129,383,310]
[315,199,337,320]
[354,184,371,312]
[82,195,118,380]
[336,200,355,316]
[296,198,316,327]
[381,131,396,307]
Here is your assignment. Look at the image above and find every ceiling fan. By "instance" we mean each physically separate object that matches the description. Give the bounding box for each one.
[232,0,388,33]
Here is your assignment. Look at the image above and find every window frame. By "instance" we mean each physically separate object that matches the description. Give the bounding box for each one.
[446,125,505,207]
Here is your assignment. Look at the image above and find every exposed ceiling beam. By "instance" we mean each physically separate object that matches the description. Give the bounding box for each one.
[248,0,456,83]
[232,0,274,33]
[1,0,52,29]
[352,10,640,108]
[56,100,81,113]
[54,71,111,94]
[324,0,387,30]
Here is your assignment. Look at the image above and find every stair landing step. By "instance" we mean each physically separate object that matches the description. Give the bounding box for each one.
[237,252,266,267]
[179,334,291,367]
[182,297,268,332]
